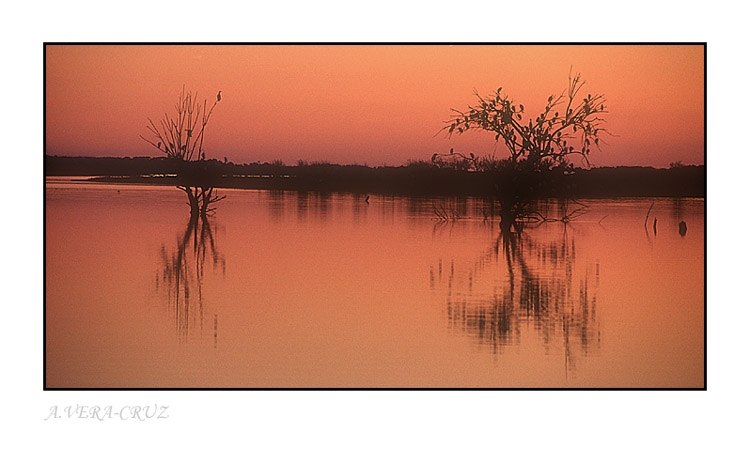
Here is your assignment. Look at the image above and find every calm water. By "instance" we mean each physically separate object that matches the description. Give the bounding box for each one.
[45,179,705,388]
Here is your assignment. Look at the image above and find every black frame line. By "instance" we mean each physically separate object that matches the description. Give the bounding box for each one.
[43,42,707,392]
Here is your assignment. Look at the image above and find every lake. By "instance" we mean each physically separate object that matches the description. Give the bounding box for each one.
[45,178,705,388]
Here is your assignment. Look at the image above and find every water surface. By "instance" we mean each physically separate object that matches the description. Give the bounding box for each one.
[45,180,704,388]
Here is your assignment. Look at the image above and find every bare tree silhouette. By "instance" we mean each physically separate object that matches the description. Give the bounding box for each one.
[141,86,226,220]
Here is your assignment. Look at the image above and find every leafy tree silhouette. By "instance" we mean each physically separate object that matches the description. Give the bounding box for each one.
[434,71,610,230]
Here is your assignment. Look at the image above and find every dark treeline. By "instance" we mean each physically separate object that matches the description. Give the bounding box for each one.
[45,155,705,198]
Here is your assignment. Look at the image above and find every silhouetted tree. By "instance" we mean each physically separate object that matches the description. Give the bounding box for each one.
[434,72,610,230]
[141,86,226,220]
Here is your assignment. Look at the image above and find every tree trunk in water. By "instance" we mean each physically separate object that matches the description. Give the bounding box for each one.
[179,185,222,221]
[199,188,211,218]
[499,202,516,233]
[190,197,200,220]
[182,186,200,219]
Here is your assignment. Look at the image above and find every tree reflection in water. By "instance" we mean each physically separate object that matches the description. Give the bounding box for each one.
[434,224,600,372]
[156,217,226,344]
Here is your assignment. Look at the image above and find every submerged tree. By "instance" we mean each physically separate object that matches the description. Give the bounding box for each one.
[141,86,226,220]
[433,71,610,229]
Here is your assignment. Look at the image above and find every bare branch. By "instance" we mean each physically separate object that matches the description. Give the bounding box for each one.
[142,86,222,162]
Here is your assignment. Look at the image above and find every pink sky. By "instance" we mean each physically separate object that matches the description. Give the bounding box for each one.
[45,44,704,167]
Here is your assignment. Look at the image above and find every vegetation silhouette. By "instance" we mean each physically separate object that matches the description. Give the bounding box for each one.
[46,155,705,198]
[140,86,225,219]
[432,220,600,373]
[156,215,225,344]
[433,71,611,231]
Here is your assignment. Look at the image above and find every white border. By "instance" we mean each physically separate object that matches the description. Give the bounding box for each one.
[8,1,743,461]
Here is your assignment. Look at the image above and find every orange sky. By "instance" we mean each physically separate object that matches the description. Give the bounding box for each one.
[45,44,704,168]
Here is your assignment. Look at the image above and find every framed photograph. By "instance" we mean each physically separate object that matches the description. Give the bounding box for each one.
[44,43,705,389]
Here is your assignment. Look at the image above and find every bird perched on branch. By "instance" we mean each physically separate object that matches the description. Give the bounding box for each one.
[217,91,222,102]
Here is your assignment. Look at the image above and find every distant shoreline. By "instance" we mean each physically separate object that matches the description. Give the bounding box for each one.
[45,156,706,199]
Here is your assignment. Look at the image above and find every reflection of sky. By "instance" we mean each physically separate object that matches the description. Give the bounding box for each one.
[45,184,704,388]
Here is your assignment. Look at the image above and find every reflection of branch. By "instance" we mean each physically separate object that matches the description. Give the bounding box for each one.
[644,202,654,228]
[437,226,600,372]
[157,217,225,342]
[521,199,589,224]
[200,187,227,216]
[433,202,461,222]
